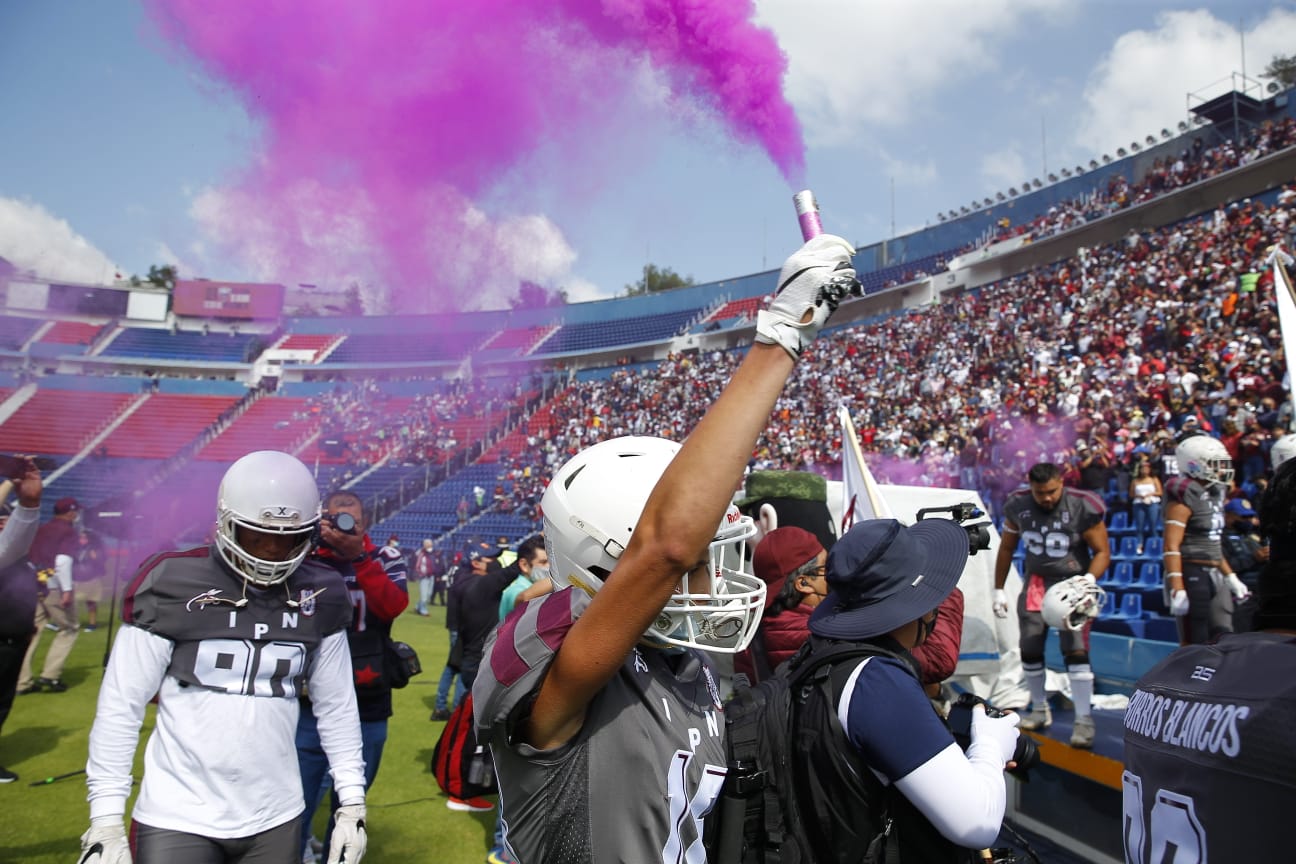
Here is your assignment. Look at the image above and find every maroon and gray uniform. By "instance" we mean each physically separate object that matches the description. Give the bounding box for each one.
[87,547,364,840]
[1165,477,1232,644]
[475,587,728,864]
[1123,633,1296,861]
[1003,487,1105,655]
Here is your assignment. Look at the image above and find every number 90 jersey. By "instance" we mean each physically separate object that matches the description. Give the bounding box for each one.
[123,546,353,697]
[1002,487,1105,581]
[1122,633,1296,862]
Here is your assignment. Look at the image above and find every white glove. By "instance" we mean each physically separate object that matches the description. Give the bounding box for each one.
[1226,574,1251,602]
[1079,573,1097,585]
[1169,589,1190,617]
[78,817,132,864]
[327,803,367,864]
[992,588,1010,619]
[755,234,858,358]
[969,703,1021,767]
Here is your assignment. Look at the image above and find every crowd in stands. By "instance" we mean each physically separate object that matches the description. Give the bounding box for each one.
[478,187,1296,529]
[979,118,1296,249]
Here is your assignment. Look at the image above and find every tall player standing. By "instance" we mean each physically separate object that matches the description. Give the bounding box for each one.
[79,451,368,864]
[473,232,858,863]
[993,462,1110,749]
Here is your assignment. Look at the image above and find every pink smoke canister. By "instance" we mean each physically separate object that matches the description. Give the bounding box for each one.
[793,190,823,241]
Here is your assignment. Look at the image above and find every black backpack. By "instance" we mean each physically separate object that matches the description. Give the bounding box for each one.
[710,639,911,864]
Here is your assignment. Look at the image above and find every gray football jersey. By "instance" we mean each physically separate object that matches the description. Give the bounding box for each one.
[475,587,728,864]
[123,546,352,698]
[1165,476,1224,560]
[1002,487,1105,581]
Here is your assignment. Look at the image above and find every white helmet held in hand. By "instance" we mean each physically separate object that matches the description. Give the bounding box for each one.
[1175,434,1234,488]
[541,436,764,653]
[1272,434,1296,471]
[1042,575,1106,631]
[215,450,321,586]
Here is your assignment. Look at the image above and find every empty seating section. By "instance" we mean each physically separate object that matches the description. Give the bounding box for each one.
[327,331,484,364]
[277,333,339,362]
[99,394,239,458]
[371,464,504,542]
[47,457,163,514]
[0,389,137,454]
[39,321,104,345]
[0,316,40,350]
[483,326,552,354]
[536,308,701,354]
[196,397,313,461]
[858,252,946,294]
[706,296,763,322]
[102,328,261,362]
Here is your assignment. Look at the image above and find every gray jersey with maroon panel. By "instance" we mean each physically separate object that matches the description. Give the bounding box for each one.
[1002,486,1105,582]
[1164,476,1224,560]
[475,587,728,864]
[1123,632,1296,861]
[123,546,353,697]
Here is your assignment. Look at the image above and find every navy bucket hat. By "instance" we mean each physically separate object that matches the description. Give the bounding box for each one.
[809,518,969,640]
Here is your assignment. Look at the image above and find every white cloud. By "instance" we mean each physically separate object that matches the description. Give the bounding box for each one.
[981,146,1028,190]
[0,197,120,284]
[755,0,1071,146]
[1076,9,1296,157]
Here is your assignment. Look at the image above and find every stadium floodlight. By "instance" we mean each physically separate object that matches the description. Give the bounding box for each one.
[1075,165,1084,174]
[938,213,946,222]
[1161,128,1172,139]
[1116,147,1127,157]
[1008,187,1018,196]
[1268,81,1281,94]
[1089,159,1100,169]
[949,211,960,220]
[1146,135,1157,145]
[996,191,1006,201]
[1031,178,1042,188]
[1048,173,1058,182]
[1102,154,1112,164]
[960,206,971,215]
[983,198,993,208]
[1130,142,1141,153]
[1193,115,1208,125]
[1061,169,1071,178]
[1177,121,1189,132]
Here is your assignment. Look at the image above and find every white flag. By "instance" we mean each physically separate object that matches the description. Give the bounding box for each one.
[839,404,892,533]
[1268,246,1296,391]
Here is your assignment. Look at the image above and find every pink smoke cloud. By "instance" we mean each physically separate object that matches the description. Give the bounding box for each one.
[145,0,803,312]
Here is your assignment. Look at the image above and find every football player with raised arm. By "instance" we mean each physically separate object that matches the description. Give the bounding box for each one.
[80,451,368,864]
[474,234,858,863]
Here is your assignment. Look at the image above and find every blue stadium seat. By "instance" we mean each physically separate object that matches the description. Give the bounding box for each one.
[1112,536,1141,561]
[1108,510,1132,534]
[1097,591,1117,617]
[1104,561,1134,587]
[1118,592,1144,619]
[1135,562,1162,588]
[1143,537,1164,558]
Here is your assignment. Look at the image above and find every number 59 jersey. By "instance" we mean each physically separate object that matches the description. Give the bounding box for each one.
[1122,633,1296,863]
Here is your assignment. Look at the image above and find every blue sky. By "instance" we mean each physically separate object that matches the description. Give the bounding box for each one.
[2,0,1294,309]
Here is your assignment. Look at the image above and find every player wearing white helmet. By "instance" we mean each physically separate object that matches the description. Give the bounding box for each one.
[1164,434,1243,646]
[81,451,367,864]
[474,232,858,863]
[1271,432,1296,471]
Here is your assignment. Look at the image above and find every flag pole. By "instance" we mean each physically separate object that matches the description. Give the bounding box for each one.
[1265,243,1296,395]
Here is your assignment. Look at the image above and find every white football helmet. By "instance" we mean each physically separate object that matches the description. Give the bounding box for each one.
[1042,575,1106,631]
[1175,434,1234,488]
[541,436,764,653]
[215,451,321,587]
[1273,434,1296,471]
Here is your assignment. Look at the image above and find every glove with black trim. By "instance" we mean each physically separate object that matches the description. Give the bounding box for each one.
[755,234,858,359]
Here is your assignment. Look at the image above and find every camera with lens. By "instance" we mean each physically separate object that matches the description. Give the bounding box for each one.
[322,512,358,535]
[947,692,1039,781]
[916,503,992,555]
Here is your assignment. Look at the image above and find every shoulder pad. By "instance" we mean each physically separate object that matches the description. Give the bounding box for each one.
[1165,475,1192,504]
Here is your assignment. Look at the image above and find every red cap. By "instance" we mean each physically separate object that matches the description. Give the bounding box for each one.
[54,497,80,515]
[752,527,822,608]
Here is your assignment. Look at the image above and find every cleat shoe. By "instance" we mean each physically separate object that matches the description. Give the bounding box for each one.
[486,847,519,864]
[37,677,68,693]
[1070,715,1095,749]
[430,708,452,722]
[1019,704,1052,731]
[0,767,16,783]
[16,682,40,695]
[446,796,495,813]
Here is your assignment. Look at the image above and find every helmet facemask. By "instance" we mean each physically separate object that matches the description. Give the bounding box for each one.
[216,512,317,587]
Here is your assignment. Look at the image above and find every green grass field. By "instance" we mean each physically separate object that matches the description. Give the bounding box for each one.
[0,602,495,864]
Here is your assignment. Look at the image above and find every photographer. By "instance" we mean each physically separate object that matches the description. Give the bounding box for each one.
[798,518,1020,861]
[0,461,42,783]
